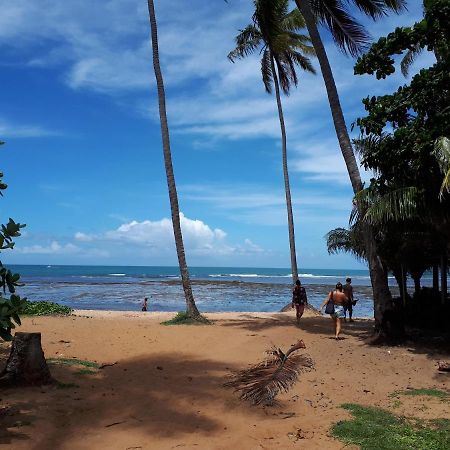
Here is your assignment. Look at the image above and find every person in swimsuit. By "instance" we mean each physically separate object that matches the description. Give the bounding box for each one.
[141,297,148,312]
[319,282,348,339]
[291,279,308,324]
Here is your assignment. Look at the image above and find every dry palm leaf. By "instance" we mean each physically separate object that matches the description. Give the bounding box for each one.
[224,340,313,406]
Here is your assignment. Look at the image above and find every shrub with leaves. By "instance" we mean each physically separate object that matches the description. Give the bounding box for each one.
[0,141,26,340]
[21,300,73,316]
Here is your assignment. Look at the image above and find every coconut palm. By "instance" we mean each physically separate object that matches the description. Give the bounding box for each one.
[228,0,316,283]
[146,0,200,319]
[291,0,406,335]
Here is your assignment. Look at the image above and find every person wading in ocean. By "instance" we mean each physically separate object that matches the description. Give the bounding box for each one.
[291,280,308,324]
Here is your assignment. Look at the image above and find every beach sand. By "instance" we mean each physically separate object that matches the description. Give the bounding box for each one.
[1,309,449,449]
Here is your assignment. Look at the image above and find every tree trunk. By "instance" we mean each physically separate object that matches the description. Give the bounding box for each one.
[441,252,448,305]
[147,0,200,319]
[0,332,53,386]
[412,274,421,296]
[295,0,394,336]
[433,264,439,291]
[271,56,299,283]
[393,265,407,307]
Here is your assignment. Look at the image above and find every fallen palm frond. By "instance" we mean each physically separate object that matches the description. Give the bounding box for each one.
[224,340,314,406]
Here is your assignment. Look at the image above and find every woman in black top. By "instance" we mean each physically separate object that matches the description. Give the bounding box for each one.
[291,279,308,324]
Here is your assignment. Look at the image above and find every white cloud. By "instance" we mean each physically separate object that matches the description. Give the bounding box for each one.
[75,213,263,257]
[17,240,79,255]
[74,232,93,242]
[0,118,58,138]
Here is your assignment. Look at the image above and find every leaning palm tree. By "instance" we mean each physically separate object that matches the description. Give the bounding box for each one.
[146,0,200,319]
[292,0,406,336]
[228,0,316,283]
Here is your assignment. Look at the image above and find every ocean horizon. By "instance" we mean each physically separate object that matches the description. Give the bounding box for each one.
[8,264,429,317]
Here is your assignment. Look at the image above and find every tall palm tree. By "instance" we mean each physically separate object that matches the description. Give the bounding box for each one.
[228,0,316,283]
[293,0,406,335]
[146,0,200,319]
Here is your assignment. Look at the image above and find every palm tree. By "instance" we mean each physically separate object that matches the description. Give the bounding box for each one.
[146,0,200,319]
[228,0,316,283]
[292,0,406,335]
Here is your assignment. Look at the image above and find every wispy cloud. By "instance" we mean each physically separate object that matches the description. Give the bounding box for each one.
[0,0,427,163]
[0,118,59,138]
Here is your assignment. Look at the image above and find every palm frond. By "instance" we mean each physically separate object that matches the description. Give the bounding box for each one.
[355,186,422,225]
[433,137,450,199]
[287,33,316,55]
[224,340,314,406]
[326,227,352,253]
[380,0,407,13]
[350,0,406,19]
[353,133,385,159]
[400,44,423,77]
[310,0,370,56]
[281,8,306,31]
[228,25,262,61]
[290,50,316,74]
[325,226,366,260]
[274,55,292,95]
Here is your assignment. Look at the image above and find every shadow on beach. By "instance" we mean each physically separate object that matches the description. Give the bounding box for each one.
[0,352,270,449]
[218,313,374,340]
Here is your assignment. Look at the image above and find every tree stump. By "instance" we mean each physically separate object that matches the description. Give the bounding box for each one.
[0,332,53,386]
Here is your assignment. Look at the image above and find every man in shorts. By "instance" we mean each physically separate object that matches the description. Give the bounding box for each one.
[343,278,356,322]
[291,279,308,324]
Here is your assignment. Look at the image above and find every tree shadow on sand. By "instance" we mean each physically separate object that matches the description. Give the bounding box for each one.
[1,352,272,449]
[218,314,374,340]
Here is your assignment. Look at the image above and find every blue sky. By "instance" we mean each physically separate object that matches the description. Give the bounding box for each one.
[0,0,429,269]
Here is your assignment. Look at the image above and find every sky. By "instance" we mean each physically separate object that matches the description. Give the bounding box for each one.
[0,0,430,269]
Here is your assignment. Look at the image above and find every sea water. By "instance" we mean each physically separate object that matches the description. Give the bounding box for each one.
[8,265,428,318]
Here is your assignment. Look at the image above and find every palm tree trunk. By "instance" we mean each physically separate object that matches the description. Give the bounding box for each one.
[147,0,200,319]
[433,264,439,291]
[412,274,421,296]
[441,251,448,305]
[295,0,394,335]
[271,56,299,283]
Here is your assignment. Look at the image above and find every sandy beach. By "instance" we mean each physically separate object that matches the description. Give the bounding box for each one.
[1,309,449,449]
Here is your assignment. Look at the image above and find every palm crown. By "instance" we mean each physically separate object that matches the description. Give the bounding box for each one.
[228,0,315,95]
[300,0,407,57]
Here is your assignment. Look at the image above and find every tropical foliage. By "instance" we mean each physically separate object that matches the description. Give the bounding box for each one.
[327,0,450,328]
[0,141,27,341]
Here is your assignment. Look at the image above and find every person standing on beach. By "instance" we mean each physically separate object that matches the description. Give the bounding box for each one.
[343,278,355,322]
[291,280,308,324]
[141,297,148,312]
[319,282,348,340]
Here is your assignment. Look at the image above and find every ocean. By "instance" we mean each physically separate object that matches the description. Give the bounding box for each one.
[9,265,430,318]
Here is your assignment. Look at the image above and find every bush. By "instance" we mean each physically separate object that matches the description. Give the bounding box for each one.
[21,300,73,316]
[161,311,211,325]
